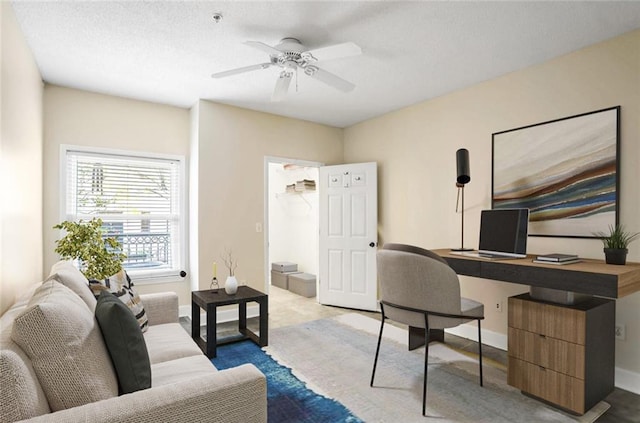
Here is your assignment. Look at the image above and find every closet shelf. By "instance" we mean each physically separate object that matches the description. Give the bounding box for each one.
[275,190,316,209]
[275,190,315,199]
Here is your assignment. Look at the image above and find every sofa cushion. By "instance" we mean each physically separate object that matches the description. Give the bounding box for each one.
[95,291,151,394]
[151,354,217,387]
[11,281,118,411]
[89,270,148,332]
[48,260,97,311]
[0,344,51,423]
[1,289,52,423]
[143,323,203,364]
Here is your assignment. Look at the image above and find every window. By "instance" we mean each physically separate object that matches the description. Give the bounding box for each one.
[61,146,185,281]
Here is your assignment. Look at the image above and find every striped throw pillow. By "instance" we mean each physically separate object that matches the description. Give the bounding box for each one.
[89,270,148,333]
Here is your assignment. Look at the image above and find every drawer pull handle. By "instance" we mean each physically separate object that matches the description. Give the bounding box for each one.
[538,334,546,339]
[539,366,546,371]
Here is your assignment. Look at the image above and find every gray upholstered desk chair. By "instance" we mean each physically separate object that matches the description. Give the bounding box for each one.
[370,243,484,416]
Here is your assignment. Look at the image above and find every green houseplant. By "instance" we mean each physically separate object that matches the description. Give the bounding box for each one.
[593,224,640,265]
[54,218,126,279]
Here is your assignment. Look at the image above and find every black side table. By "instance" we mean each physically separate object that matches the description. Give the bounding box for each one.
[191,286,268,358]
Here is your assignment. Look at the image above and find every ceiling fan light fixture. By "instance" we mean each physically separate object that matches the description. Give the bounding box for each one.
[276,52,302,66]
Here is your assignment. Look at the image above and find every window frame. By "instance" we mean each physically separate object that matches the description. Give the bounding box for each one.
[59,144,187,284]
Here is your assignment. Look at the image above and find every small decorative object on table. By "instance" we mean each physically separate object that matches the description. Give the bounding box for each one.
[222,248,239,295]
[210,277,219,290]
[210,261,219,290]
[593,224,640,265]
[225,276,237,295]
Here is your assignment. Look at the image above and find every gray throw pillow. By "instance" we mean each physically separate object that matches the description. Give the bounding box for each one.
[95,291,151,394]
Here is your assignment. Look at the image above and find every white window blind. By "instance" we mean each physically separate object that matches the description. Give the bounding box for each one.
[63,148,184,279]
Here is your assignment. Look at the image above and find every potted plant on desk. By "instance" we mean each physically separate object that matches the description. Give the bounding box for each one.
[594,224,640,265]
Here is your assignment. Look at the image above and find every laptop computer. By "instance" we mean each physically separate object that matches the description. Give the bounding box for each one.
[452,208,529,260]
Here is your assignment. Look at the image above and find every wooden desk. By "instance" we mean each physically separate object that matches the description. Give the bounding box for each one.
[429,249,640,415]
[408,251,640,350]
[433,249,640,298]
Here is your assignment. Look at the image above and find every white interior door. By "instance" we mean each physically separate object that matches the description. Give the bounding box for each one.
[319,162,378,311]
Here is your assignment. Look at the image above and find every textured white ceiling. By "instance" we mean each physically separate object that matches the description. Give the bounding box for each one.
[11,1,640,128]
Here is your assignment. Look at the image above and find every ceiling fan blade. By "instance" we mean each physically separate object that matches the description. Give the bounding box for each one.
[306,66,355,93]
[272,72,293,102]
[304,42,362,62]
[244,41,282,55]
[211,63,272,79]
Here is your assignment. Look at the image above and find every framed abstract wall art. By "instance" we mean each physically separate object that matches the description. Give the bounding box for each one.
[492,106,620,238]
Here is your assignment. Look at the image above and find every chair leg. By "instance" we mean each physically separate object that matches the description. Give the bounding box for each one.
[422,321,430,416]
[477,319,483,387]
[370,311,385,387]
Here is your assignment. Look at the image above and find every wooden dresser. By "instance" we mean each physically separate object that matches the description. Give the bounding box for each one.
[507,294,615,414]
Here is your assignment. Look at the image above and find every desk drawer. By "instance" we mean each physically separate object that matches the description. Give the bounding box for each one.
[508,297,545,333]
[545,304,586,344]
[508,357,585,414]
[508,297,586,345]
[508,327,585,379]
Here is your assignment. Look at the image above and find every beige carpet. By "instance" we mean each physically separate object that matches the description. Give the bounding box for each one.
[265,313,609,423]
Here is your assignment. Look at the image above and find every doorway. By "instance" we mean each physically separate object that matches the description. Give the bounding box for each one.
[264,157,322,296]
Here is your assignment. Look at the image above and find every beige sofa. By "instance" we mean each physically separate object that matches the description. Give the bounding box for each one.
[0,262,267,423]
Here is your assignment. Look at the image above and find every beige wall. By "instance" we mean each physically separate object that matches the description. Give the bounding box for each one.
[42,86,192,304]
[194,101,342,293]
[344,29,640,378]
[0,3,44,314]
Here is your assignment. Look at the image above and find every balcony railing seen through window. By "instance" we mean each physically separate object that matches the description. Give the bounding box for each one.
[103,223,171,270]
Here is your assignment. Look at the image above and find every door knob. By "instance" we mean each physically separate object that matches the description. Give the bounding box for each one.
[369,242,376,248]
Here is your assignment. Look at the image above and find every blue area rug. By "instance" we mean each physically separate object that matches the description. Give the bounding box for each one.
[211,340,362,423]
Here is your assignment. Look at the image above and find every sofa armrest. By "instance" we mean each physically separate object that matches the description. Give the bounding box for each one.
[139,292,179,326]
[19,364,266,423]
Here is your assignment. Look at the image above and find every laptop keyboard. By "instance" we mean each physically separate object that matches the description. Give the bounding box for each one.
[452,251,520,260]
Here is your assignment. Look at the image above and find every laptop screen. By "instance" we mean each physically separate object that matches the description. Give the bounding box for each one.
[479,208,529,257]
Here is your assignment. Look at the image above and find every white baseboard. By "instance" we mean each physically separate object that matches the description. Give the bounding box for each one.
[179,304,260,324]
[445,324,640,393]
[179,305,191,318]
[615,367,640,394]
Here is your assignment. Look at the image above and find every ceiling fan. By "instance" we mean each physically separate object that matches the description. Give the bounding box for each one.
[211,38,362,101]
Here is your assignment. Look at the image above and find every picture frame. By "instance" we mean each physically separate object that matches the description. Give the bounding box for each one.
[492,106,620,238]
